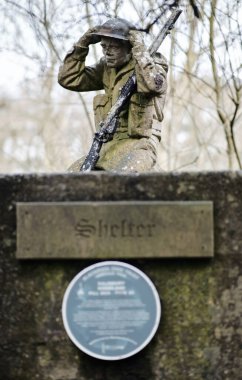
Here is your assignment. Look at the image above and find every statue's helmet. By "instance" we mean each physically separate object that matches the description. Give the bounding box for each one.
[92,18,136,40]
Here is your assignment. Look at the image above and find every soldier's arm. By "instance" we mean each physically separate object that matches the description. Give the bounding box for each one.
[129,31,168,94]
[58,27,104,92]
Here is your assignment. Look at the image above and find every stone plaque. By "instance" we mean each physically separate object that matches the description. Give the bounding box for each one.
[62,261,161,360]
[16,201,214,259]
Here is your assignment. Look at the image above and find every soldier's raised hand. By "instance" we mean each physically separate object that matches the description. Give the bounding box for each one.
[77,27,101,48]
[129,30,145,48]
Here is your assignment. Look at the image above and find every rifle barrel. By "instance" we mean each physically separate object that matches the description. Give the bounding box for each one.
[149,8,182,56]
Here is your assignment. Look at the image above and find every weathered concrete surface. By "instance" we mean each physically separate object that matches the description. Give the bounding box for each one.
[0,172,242,380]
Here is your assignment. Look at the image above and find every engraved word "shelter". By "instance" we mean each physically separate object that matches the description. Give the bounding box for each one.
[75,219,156,238]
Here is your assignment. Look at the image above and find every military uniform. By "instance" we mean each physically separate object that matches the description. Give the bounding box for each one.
[58,31,168,172]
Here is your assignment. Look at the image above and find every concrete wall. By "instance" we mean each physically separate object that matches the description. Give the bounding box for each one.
[0,172,242,380]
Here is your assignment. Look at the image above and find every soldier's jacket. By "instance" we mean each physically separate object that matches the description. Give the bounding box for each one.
[58,45,167,171]
[58,44,168,139]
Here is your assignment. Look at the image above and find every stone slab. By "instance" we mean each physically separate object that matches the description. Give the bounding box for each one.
[16,201,213,259]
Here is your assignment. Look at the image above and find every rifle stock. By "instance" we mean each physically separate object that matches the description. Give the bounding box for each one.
[80,74,137,172]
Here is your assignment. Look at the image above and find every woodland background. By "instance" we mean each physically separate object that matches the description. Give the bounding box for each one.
[0,0,241,173]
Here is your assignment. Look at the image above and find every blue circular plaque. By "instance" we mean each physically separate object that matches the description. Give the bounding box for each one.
[62,261,161,360]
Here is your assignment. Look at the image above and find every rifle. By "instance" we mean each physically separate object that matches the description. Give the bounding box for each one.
[80,8,182,172]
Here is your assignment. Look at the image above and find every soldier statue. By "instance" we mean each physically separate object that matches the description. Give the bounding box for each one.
[58,18,168,173]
